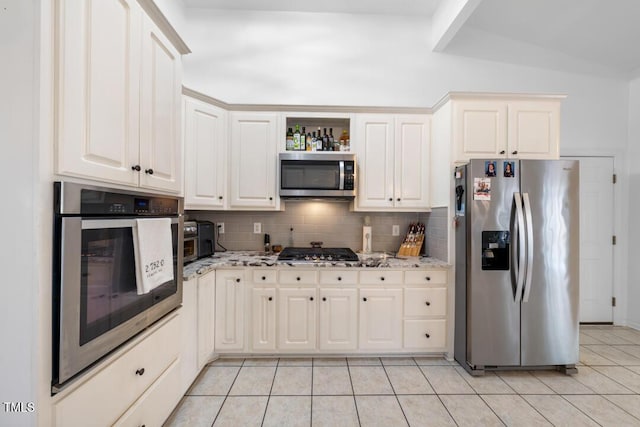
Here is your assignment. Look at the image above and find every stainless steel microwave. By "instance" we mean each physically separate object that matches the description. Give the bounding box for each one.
[279,152,356,199]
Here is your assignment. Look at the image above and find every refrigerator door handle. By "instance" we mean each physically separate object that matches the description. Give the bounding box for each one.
[522,192,535,303]
[513,192,526,303]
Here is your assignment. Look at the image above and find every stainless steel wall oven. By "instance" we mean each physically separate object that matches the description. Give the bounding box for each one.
[52,182,183,391]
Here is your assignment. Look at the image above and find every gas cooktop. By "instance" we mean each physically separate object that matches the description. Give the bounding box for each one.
[277,247,359,262]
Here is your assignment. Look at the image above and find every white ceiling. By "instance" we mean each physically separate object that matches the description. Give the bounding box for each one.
[180,0,640,79]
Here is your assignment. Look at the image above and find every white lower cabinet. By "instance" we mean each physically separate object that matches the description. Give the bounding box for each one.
[215,270,245,351]
[404,319,447,350]
[53,313,181,427]
[319,288,358,351]
[251,287,277,351]
[180,278,199,392]
[278,288,317,351]
[197,272,216,366]
[358,288,403,350]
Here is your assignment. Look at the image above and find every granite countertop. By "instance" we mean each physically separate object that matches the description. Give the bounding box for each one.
[183,251,450,281]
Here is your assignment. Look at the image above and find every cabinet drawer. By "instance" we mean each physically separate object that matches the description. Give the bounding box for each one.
[404,270,447,285]
[253,269,277,284]
[404,319,446,350]
[404,287,447,317]
[279,270,317,284]
[114,357,182,427]
[54,313,180,427]
[359,270,403,285]
[319,270,358,285]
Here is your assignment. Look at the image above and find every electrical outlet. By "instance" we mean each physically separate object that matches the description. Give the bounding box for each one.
[218,223,225,234]
[253,222,262,234]
[392,225,400,236]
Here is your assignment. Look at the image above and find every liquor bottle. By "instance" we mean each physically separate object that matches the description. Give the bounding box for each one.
[306,131,312,151]
[286,127,294,151]
[316,127,323,151]
[329,127,337,151]
[293,125,301,150]
[322,128,329,151]
[301,127,307,151]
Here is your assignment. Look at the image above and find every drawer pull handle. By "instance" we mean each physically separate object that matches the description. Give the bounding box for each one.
[262,276,266,280]
[337,276,342,281]
[135,368,145,376]
[425,276,431,281]
[322,297,327,301]
[512,150,518,155]
[425,333,430,339]
[500,150,506,155]
[235,278,240,283]
[309,297,314,301]
[425,301,431,306]
[380,277,385,281]
[145,168,154,175]
[268,297,273,301]
[363,297,367,302]
[131,165,141,171]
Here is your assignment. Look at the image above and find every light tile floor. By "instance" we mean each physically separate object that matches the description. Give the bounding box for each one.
[165,325,640,426]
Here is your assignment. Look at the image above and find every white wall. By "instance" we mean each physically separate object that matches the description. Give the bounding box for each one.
[626,77,640,328]
[0,1,39,425]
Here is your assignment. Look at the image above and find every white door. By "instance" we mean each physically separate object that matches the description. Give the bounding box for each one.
[564,157,615,323]
[139,14,182,193]
[278,288,317,350]
[358,288,403,349]
[355,114,394,209]
[394,115,430,209]
[319,288,357,351]
[229,112,278,209]
[251,287,277,351]
[184,98,227,209]
[56,0,141,186]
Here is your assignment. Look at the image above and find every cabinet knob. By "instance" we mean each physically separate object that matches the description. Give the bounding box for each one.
[269,197,273,201]
[500,150,506,155]
[268,297,273,301]
[135,368,145,376]
[296,277,301,281]
[337,276,342,281]
[309,297,314,301]
[425,301,431,306]
[131,165,141,171]
[380,277,385,281]
[425,333,430,339]
[262,276,266,281]
[219,196,223,200]
[388,198,393,202]
[363,297,367,302]
[425,276,431,281]
[397,198,401,202]
[322,297,327,301]
[145,168,154,175]
[512,150,518,155]
[235,278,240,283]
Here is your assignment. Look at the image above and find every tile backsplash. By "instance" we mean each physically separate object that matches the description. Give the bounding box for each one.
[187,202,447,259]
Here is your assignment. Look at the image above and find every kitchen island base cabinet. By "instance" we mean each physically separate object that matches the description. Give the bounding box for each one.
[52,313,181,427]
[358,288,403,350]
[319,288,358,351]
[215,271,245,352]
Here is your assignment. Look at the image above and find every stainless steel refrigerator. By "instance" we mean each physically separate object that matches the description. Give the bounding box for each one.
[454,159,579,375]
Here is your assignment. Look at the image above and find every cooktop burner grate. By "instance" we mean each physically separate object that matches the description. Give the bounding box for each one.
[277,247,359,262]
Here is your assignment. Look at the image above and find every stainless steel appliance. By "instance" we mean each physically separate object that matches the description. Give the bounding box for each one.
[184,221,198,264]
[277,247,359,263]
[52,182,183,390]
[197,221,215,258]
[454,159,579,375]
[279,152,356,199]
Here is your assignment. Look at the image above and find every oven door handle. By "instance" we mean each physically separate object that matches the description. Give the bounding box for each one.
[81,217,180,230]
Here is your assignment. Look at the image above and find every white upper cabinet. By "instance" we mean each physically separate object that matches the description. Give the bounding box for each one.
[355,114,430,211]
[450,95,563,162]
[229,112,279,209]
[184,97,227,209]
[56,0,183,193]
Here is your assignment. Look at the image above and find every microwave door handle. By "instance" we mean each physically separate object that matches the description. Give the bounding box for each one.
[339,161,345,190]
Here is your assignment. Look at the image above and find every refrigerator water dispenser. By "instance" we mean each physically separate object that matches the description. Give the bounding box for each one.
[481,231,510,270]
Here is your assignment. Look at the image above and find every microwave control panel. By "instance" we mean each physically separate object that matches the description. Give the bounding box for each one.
[344,161,355,190]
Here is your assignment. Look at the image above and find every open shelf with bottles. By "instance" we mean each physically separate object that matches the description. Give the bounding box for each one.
[283,116,351,152]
